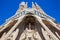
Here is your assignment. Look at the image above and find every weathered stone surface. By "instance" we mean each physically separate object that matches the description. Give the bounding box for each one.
[0,2,60,40]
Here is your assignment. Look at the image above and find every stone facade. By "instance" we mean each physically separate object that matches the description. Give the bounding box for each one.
[0,2,60,40]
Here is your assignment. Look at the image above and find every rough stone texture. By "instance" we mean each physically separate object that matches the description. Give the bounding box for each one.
[0,2,60,40]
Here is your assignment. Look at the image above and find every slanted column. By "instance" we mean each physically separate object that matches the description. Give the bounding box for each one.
[19,31,25,40]
[55,32,60,39]
[34,15,59,40]
[12,28,19,40]
[1,16,25,40]
[48,19,60,31]
[0,20,12,32]
[0,32,6,40]
[41,28,50,40]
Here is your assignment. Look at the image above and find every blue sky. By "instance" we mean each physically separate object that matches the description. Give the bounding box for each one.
[0,0,60,25]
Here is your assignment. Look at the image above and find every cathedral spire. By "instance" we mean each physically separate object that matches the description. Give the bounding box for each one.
[32,2,36,8]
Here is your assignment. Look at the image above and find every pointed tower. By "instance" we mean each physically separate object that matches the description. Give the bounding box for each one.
[0,2,60,40]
